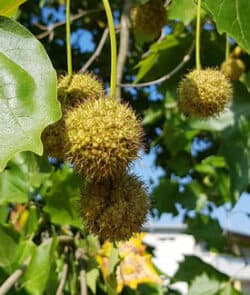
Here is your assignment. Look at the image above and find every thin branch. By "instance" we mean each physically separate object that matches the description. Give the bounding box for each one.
[80,27,109,73]
[116,2,130,97]
[164,0,172,7]
[0,235,74,295]
[56,263,69,295]
[36,9,102,40]
[80,268,88,295]
[0,258,31,295]
[119,41,195,88]
[75,249,87,295]
[142,29,166,59]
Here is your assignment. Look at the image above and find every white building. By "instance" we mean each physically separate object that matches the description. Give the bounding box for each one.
[143,224,250,294]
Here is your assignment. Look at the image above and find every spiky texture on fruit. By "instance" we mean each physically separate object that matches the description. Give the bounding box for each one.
[42,73,104,159]
[58,73,104,105]
[80,174,149,241]
[178,68,233,118]
[131,0,166,36]
[221,58,245,81]
[64,97,143,179]
[41,116,66,160]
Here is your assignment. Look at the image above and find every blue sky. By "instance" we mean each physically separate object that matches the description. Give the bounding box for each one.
[39,5,250,236]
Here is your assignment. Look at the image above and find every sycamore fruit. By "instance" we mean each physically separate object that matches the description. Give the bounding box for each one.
[58,73,104,105]
[80,174,149,241]
[41,115,66,160]
[221,58,245,81]
[131,0,166,36]
[64,97,143,179]
[178,68,233,118]
[42,73,104,159]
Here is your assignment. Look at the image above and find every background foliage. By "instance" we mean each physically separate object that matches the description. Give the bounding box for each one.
[0,0,250,294]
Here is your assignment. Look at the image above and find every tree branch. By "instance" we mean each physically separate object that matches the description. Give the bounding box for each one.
[56,263,69,295]
[0,258,31,295]
[116,2,130,97]
[80,267,88,295]
[75,249,87,295]
[119,41,195,88]
[0,235,75,295]
[36,9,103,40]
[80,27,109,73]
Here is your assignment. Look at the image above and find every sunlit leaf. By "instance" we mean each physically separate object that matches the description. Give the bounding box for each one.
[0,16,61,172]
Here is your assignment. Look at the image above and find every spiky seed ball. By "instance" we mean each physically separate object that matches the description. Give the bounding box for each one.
[42,73,104,159]
[221,58,245,81]
[41,116,66,160]
[80,174,149,241]
[131,0,166,36]
[64,97,143,179]
[58,73,104,105]
[178,68,233,118]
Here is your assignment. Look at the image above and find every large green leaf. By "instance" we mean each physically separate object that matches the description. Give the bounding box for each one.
[0,16,61,172]
[187,215,228,252]
[86,269,99,294]
[13,240,36,268]
[135,35,181,82]
[168,0,196,25]
[188,274,241,295]
[22,238,57,295]
[219,82,250,200]
[189,273,221,295]
[0,0,27,16]
[138,284,163,295]
[175,255,228,284]
[0,224,19,273]
[203,0,250,53]
[0,152,50,204]
[43,165,82,228]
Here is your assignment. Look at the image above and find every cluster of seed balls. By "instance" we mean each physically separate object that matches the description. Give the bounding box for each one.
[42,73,149,241]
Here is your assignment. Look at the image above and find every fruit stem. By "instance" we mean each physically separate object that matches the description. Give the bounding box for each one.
[196,0,202,70]
[66,0,72,78]
[102,0,117,98]
[225,33,230,60]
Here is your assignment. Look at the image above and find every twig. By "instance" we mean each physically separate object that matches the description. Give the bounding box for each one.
[0,258,31,295]
[80,268,88,295]
[116,2,130,97]
[56,263,69,295]
[80,28,109,73]
[75,249,87,295]
[36,9,102,40]
[141,29,166,59]
[119,41,195,88]
[164,0,172,7]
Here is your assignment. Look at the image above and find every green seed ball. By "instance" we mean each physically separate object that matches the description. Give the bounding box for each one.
[42,73,104,159]
[41,116,66,160]
[64,97,143,179]
[178,68,233,118]
[221,58,245,81]
[131,0,166,36]
[80,174,149,241]
[58,73,105,105]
